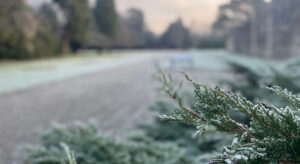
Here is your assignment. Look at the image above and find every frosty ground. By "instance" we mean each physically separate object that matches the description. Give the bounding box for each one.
[0,49,271,163]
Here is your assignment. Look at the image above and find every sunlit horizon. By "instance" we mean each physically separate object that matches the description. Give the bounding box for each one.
[26,0,229,35]
[116,0,229,35]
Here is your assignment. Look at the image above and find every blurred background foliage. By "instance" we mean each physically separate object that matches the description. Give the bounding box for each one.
[24,122,191,164]
[3,0,300,59]
[214,0,300,59]
[0,0,227,59]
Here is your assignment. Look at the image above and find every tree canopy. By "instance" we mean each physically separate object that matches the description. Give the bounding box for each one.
[94,0,118,37]
[53,0,92,52]
[0,0,59,59]
[160,19,191,48]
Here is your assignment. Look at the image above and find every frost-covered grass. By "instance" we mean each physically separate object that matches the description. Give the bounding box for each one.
[192,50,290,73]
[160,49,296,73]
[3,49,295,94]
[0,50,163,94]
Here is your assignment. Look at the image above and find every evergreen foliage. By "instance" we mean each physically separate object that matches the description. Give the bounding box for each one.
[160,19,191,48]
[140,99,233,163]
[196,35,225,49]
[61,143,77,164]
[94,0,118,37]
[157,71,300,163]
[24,121,190,164]
[0,0,59,59]
[221,61,300,106]
[38,3,63,38]
[53,0,92,52]
[126,9,144,33]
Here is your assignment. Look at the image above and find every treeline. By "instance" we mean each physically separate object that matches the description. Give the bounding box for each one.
[0,0,225,60]
[0,0,59,59]
[214,0,300,59]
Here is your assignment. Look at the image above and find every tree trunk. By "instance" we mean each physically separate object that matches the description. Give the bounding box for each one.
[62,39,70,54]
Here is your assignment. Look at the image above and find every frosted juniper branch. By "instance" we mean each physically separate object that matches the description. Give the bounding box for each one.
[156,69,208,122]
[209,86,254,139]
[156,70,300,163]
[208,81,293,138]
[61,143,77,164]
[157,70,254,140]
[227,93,293,137]
[158,70,293,139]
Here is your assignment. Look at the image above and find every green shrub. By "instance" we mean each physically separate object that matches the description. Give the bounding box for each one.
[157,71,300,163]
[197,35,225,49]
[140,99,233,163]
[221,61,300,107]
[24,121,190,164]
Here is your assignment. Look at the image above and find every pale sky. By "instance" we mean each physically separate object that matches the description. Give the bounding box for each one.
[116,0,229,35]
[26,0,229,35]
